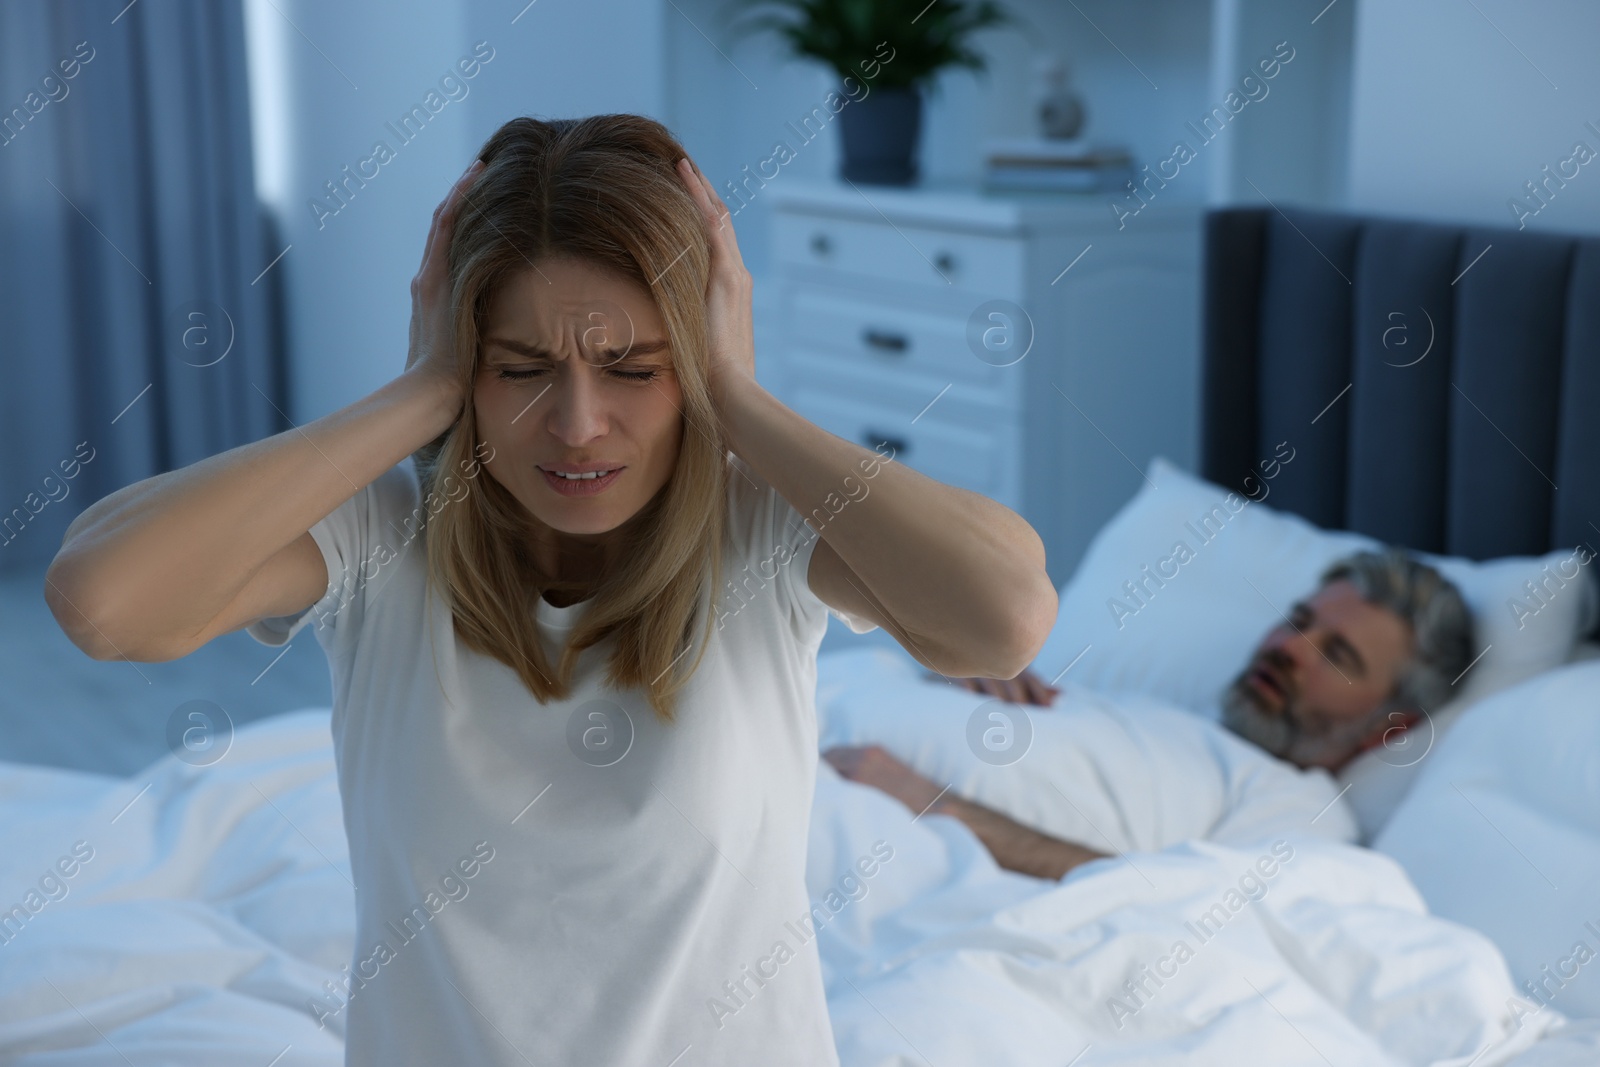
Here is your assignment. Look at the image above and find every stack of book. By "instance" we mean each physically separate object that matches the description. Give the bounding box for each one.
[981,137,1134,194]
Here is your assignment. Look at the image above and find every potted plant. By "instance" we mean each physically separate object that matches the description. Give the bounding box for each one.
[725,0,1013,186]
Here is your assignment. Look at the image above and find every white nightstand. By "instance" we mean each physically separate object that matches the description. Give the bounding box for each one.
[762,177,1202,591]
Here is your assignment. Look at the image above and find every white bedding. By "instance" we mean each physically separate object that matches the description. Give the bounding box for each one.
[1375,660,1600,1022]
[0,710,351,1063]
[1031,456,1600,844]
[815,646,1363,855]
[0,703,1592,1066]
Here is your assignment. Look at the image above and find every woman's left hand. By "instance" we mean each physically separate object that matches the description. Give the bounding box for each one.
[675,155,755,410]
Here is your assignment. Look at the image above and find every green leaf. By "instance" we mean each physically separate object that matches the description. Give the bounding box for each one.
[722,0,1014,88]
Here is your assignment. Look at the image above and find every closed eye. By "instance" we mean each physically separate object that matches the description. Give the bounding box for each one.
[1327,635,1365,674]
[1285,601,1366,675]
[495,366,658,383]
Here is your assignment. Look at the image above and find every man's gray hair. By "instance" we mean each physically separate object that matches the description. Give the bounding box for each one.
[1319,548,1477,715]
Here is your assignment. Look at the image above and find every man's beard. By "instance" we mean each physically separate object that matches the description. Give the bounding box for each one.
[1219,660,1368,770]
[1219,672,1302,762]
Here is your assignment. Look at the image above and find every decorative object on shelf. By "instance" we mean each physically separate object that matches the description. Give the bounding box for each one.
[726,0,1013,186]
[981,137,1134,193]
[1036,53,1085,140]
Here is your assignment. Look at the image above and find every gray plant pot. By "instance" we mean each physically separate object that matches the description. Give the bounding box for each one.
[837,85,922,186]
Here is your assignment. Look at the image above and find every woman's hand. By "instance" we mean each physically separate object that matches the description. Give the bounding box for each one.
[673,155,755,410]
[403,157,485,409]
[939,666,1060,707]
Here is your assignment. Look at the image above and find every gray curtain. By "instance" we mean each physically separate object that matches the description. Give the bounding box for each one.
[0,0,288,572]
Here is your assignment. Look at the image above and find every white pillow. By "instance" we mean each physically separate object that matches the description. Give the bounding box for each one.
[1373,660,1600,1020]
[1028,456,1597,839]
[815,647,1357,859]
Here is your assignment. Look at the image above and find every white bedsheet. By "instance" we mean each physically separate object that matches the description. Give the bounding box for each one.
[0,706,1592,1066]
[0,709,350,1064]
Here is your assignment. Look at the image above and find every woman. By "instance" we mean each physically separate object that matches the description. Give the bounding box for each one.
[45,114,1057,1064]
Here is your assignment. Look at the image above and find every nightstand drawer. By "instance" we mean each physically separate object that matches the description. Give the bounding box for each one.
[775,210,1024,295]
[787,383,1014,505]
[787,288,1017,401]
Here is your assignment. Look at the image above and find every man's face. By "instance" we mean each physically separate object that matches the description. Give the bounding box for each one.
[1220,579,1416,771]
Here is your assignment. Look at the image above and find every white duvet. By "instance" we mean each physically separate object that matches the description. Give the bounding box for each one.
[0,693,1592,1065]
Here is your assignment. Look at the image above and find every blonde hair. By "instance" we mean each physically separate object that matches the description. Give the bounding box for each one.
[412,114,725,724]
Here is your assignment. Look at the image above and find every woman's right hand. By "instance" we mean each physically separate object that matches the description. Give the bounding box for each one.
[404,158,485,404]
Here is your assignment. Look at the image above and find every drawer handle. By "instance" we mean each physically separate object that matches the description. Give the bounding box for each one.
[861,328,909,354]
[863,430,908,457]
[810,232,832,257]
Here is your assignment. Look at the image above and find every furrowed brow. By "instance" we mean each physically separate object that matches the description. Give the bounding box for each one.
[485,337,670,361]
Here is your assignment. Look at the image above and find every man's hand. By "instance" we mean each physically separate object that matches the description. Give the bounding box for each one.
[822,744,946,817]
[937,666,1060,707]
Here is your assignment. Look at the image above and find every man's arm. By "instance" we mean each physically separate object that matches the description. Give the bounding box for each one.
[822,744,1108,882]
[930,793,1108,881]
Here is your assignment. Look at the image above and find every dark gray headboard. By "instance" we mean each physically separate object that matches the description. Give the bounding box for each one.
[1201,206,1600,586]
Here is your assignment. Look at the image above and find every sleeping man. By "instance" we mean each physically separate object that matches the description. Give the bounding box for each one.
[822,548,1477,880]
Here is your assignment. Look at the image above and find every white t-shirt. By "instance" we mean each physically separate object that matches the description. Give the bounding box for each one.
[248,452,876,1066]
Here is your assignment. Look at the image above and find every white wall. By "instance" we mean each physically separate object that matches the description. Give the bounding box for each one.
[1347,0,1600,233]
[243,0,665,424]
[1210,0,1353,207]
[243,0,1388,424]
[664,0,1220,281]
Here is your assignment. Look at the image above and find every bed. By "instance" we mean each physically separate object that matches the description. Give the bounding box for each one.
[5,205,1600,1065]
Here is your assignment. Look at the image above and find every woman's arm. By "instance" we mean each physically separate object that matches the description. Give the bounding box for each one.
[46,160,483,661]
[720,377,1056,679]
[47,372,460,661]
[671,156,1056,681]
